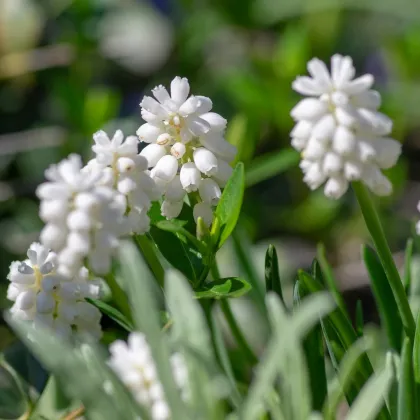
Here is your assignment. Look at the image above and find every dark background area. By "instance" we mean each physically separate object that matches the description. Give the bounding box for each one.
[2,0,420,349]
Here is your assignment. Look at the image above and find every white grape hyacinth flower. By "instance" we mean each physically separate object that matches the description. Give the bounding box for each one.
[87,129,161,234]
[108,332,189,419]
[37,154,126,277]
[137,76,236,225]
[7,243,102,339]
[291,54,402,199]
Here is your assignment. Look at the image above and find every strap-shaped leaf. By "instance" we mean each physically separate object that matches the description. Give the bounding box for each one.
[398,337,416,420]
[265,244,284,302]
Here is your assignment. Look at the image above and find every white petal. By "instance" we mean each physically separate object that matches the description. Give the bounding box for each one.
[332,126,356,155]
[152,84,171,104]
[36,183,71,201]
[363,166,392,196]
[291,136,308,151]
[335,105,359,128]
[39,200,69,222]
[161,200,183,220]
[331,55,355,88]
[165,176,186,202]
[36,291,55,313]
[111,130,124,147]
[307,58,332,89]
[140,144,167,167]
[341,74,374,95]
[67,232,90,255]
[140,96,165,116]
[151,400,170,420]
[358,139,377,162]
[303,162,327,190]
[372,138,401,169]
[193,202,213,226]
[141,109,162,125]
[212,159,233,187]
[93,130,110,146]
[170,76,190,105]
[199,178,221,206]
[179,162,201,192]
[187,117,211,136]
[117,177,137,194]
[171,142,186,159]
[292,76,325,96]
[323,152,342,175]
[136,123,163,143]
[199,134,237,162]
[116,157,136,173]
[193,148,218,176]
[178,96,200,116]
[344,160,364,180]
[312,114,336,142]
[195,96,213,114]
[40,224,67,250]
[352,90,381,109]
[291,120,313,139]
[153,155,178,182]
[324,177,348,199]
[200,112,227,131]
[290,98,328,121]
[67,210,91,231]
[358,109,393,136]
[15,289,36,310]
[302,137,326,160]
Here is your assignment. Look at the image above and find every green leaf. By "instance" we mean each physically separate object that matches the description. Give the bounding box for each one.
[324,336,373,420]
[362,245,403,351]
[414,313,420,383]
[264,244,284,302]
[293,280,327,412]
[155,220,206,253]
[398,337,416,420]
[404,238,414,293]
[195,277,251,299]
[210,313,242,408]
[317,244,347,315]
[86,298,134,331]
[245,148,299,187]
[214,162,245,248]
[346,358,394,420]
[165,270,217,419]
[355,300,364,337]
[149,225,207,285]
[298,270,381,410]
[118,240,187,419]
[0,360,28,420]
[6,316,143,420]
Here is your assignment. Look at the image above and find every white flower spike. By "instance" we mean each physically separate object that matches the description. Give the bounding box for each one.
[108,332,189,419]
[138,76,237,226]
[291,54,401,199]
[7,243,102,339]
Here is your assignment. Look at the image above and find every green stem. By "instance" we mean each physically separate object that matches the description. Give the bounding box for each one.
[352,182,415,338]
[134,234,165,288]
[211,262,258,365]
[105,273,132,321]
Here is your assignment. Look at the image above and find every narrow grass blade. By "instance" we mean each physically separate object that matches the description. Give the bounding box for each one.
[293,280,328,412]
[404,238,414,294]
[118,240,187,419]
[362,244,403,351]
[355,300,364,337]
[346,358,394,420]
[265,244,284,302]
[398,337,416,420]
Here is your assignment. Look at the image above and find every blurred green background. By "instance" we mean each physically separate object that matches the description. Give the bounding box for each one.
[1,0,420,349]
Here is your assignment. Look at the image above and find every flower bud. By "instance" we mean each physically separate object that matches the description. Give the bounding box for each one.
[153,155,178,182]
[140,144,167,167]
[165,176,186,202]
[161,200,183,219]
[171,142,186,159]
[193,148,218,176]
[180,163,201,192]
[199,178,221,206]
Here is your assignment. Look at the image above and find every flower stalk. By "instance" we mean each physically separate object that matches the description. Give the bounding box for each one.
[353,181,415,339]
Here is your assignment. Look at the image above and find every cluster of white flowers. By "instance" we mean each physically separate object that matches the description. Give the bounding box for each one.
[108,332,189,419]
[137,76,237,226]
[87,130,161,234]
[291,54,401,199]
[37,154,127,278]
[7,243,102,339]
